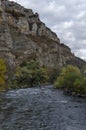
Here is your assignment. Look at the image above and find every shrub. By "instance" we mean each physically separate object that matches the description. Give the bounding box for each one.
[16,60,48,87]
[54,65,81,92]
[74,77,86,95]
[0,58,7,91]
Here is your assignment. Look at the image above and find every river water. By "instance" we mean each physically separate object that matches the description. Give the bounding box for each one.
[0,85,86,130]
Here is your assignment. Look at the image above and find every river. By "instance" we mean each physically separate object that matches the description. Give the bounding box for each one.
[0,85,86,130]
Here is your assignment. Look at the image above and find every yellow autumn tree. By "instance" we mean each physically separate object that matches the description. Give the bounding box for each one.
[0,58,6,90]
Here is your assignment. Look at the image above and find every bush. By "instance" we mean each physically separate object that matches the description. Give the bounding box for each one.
[0,58,7,91]
[74,77,86,95]
[54,65,82,92]
[16,60,49,87]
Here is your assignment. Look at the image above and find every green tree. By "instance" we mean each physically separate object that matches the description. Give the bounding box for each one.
[54,65,81,92]
[16,60,48,87]
[74,77,86,95]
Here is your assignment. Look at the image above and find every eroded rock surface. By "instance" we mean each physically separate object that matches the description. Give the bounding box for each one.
[0,0,85,73]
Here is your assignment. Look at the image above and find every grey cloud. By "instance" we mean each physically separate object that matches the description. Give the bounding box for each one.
[75,49,86,60]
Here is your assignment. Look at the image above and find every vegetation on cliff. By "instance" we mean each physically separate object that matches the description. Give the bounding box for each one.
[0,58,7,91]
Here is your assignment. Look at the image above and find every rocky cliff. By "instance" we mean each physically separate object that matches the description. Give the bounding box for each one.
[0,0,85,73]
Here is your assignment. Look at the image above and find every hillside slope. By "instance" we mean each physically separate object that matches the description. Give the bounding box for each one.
[0,0,85,73]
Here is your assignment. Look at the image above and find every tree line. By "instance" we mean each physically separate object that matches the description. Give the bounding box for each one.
[0,58,86,97]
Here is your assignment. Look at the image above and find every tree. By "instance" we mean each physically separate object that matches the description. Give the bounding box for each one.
[54,65,81,92]
[74,77,86,95]
[16,60,48,87]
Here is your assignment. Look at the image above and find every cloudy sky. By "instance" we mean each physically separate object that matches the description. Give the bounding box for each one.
[9,0,86,60]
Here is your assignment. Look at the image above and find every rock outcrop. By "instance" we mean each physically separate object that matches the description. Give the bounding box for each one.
[0,0,85,74]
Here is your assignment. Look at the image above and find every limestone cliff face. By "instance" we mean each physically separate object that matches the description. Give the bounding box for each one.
[0,0,85,72]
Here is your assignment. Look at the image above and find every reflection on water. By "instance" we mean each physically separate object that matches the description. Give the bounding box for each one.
[0,86,86,130]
